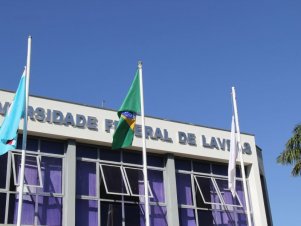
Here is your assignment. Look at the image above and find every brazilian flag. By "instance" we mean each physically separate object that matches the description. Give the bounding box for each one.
[112,70,141,150]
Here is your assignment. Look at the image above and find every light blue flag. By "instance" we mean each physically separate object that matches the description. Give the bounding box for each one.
[0,70,26,155]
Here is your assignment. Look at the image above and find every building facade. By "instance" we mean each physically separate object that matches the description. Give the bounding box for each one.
[0,90,272,226]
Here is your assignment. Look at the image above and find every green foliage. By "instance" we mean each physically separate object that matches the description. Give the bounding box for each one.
[277,124,301,176]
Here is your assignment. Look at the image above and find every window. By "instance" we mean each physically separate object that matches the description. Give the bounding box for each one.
[100,164,129,195]
[176,159,251,226]
[0,136,65,226]
[11,152,43,188]
[76,145,167,226]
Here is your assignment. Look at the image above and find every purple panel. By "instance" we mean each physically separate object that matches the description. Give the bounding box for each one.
[38,196,62,226]
[236,181,246,209]
[149,170,164,203]
[215,179,241,206]
[39,157,62,193]
[12,194,35,225]
[0,193,6,223]
[76,199,98,226]
[0,153,7,188]
[140,205,167,226]
[100,202,122,226]
[237,212,248,226]
[150,205,167,226]
[176,173,193,205]
[212,210,235,226]
[179,208,196,226]
[76,161,96,196]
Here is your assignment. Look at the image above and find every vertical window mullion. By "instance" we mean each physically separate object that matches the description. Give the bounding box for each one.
[190,161,199,226]
[6,152,12,191]
[97,148,100,226]
[4,191,9,224]
[34,194,38,226]
[4,152,13,224]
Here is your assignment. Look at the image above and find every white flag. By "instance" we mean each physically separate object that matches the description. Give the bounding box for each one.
[228,115,238,196]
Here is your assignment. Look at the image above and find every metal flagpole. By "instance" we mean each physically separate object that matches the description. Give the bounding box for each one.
[231,87,252,226]
[138,61,150,226]
[17,36,32,226]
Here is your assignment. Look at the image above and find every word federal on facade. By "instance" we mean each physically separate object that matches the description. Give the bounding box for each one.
[0,90,273,226]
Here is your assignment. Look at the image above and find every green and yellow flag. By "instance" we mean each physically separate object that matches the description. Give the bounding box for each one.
[112,70,141,150]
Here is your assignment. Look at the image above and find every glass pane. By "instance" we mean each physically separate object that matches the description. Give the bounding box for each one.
[124,204,143,226]
[0,153,7,188]
[147,154,164,168]
[195,187,210,209]
[76,161,96,196]
[41,140,65,155]
[237,212,248,226]
[124,167,153,198]
[197,209,214,226]
[100,202,122,226]
[124,167,144,196]
[194,176,221,205]
[8,194,35,225]
[77,145,97,159]
[0,193,6,223]
[212,164,227,176]
[215,178,242,207]
[76,199,98,226]
[149,205,167,226]
[99,148,120,162]
[100,165,128,195]
[123,151,142,165]
[17,136,38,151]
[38,196,62,226]
[212,210,235,226]
[193,161,210,174]
[39,157,62,193]
[175,159,191,171]
[236,181,246,209]
[236,166,242,177]
[149,170,164,203]
[176,173,193,205]
[14,154,41,186]
[179,208,196,226]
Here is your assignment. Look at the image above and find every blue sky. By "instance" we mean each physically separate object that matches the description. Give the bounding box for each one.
[1,1,301,225]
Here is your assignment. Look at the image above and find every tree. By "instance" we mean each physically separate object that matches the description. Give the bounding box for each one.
[277,124,301,176]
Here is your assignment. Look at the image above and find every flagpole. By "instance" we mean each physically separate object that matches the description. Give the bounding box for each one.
[138,61,150,226]
[231,87,252,226]
[17,35,32,226]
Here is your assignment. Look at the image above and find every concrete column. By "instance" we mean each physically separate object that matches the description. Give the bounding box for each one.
[164,154,179,226]
[63,140,76,226]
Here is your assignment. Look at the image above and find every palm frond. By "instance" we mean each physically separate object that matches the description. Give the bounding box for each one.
[292,160,301,176]
[277,124,301,170]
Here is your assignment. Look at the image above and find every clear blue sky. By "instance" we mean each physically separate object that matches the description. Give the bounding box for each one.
[1,1,300,225]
